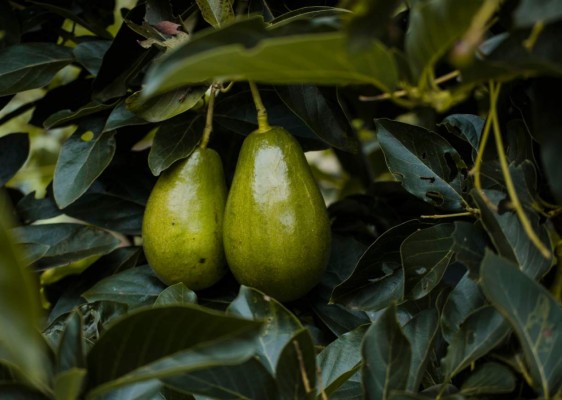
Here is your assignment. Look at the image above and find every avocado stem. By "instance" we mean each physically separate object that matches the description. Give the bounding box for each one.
[248,81,271,133]
[200,84,219,149]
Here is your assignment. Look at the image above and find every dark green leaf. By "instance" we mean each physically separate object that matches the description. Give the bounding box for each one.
[276,329,316,400]
[376,119,467,211]
[195,0,234,27]
[83,265,167,308]
[330,375,362,400]
[513,0,562,28]
[12,223,120,269]
[148,114,203,176]
[401,223,454,300]
[103,101,149,132]
[53,368,87,400]
[438,114,484,157]
[0,1,20,48]
[403,309,439,391]
[459,361,516,396]
[0,383,50,399]
[317,324,368,396]
[227,286,302,373]
[362,305,412,400]
[16,192,60,225]
[126,86,206,123]
[56,311,85,373]
[143,17,399,97]
[0,196,48,386]
[53,117,116,208]
[44,101,115,129]
[275,85,358,153]
[86,305,262,397]
[441,305,510,379]
[0,133,29,187]
[450,221,488,276]
[73,40,112,76]
[480,251,562,397]
[0,43,74,96]
[94,380,162,400]
[154,283,197,306]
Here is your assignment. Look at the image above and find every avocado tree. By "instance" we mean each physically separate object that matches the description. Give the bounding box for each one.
[1,0,562,399]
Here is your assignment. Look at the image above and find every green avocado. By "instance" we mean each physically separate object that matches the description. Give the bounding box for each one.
[223,127,331,302]
[142,147,227,290]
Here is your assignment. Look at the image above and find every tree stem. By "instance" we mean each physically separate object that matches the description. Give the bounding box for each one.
[248,81,271,133]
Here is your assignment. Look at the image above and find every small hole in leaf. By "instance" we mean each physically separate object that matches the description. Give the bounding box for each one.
[81,131,94,142]
[421,152,427,159]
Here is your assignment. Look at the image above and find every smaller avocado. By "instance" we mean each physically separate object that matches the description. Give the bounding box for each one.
[142,147,227,290]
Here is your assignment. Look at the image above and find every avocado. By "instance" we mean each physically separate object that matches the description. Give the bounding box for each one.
[223,127,331,302]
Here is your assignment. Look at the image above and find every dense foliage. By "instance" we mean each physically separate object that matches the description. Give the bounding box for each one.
[1,0,562,399]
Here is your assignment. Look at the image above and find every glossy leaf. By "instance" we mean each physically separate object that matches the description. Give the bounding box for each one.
[441,305,510,379]
[376,119,466,211]
[276,329,316,400]
[480,251,562,397]
[86,305,262,397]
[0,133,29,187]
[438,114,484,158]
[401,223,454,300]
[459,361,516,396]
[73,40,112,76]
[83,265,167,308]
[53,117,117,208]
[195,0,234,27]
[143,17,399,97]
[12,223,120,269]
[154,283,198,306]
[0,43,74,96]
[227,286,302,372]
[362,305,412,400]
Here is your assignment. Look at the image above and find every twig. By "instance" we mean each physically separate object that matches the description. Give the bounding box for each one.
[199,84,219,149]
[293,340,313,395]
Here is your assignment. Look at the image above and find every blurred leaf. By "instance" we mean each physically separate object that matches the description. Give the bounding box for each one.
[56,311,85,373]
[276,329,316,400]
[0,1,20,47]
[441,272,486,344]
[459,361,516,396]
[53,117,116,208]
[317,324,368,396]
[163,357,276,399]
[275,85,358,153]
[94,379,162,400]
[403,308,439,391]
[148,113,203,176]
[83,265,167,308]
[405,0,484,83]
[12,223,120,269]
[227,286,302,373]
[195,0,234,27]
[154,283,198,306]
[480,251,562,398]
[0,197,48,387]
[513,0,562,28]
[0,43,74,96]
[73,40,112,76]
[441,305,510,379]
[0,133,29,187]
[438,114,484,159]
[126,86,206,123]
[44,102,115,129]
[103,101,149,132]
[86,305,262,397]
[401,223,454,300]
[376,119,467,211]
[53,368,87,400]
[362,304,411,400]
[143,17,399,97]
[0,383,50,399]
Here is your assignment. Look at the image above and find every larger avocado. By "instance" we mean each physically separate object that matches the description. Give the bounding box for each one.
[142,147,227,290]
[223,127,331,302]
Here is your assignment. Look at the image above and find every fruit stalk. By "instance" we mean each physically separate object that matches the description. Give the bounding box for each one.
[200,84,218,149]
[248,81,271,133]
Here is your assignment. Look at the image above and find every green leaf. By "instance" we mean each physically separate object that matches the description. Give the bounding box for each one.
[0,383,50,399]
[154,283,198,306]
[227,286,302,373]
[0,196,48,387]
[0,43,74,96]
[376,119,467,211]
[438,114,484,158]
[54,368,87,400]
[73,40,111,76]
[450,221,488,276]
[44,101,115,129]
[405,0,484,83]
[126,86,206,123]
[459,361,516,396]
[83,265,167,308]
[94,380,162,400]
[403,309,439,391]
[401,223,454,300]
[441,305,510,379]
[362,305,412,400]
[513,0,562,28]
[103,101,149,132]
[85,305,262,397]
[276,329,316,400]
[195,0,234,27]
[53,117,116,208]
[0,133,29,187]
[143,17,398,97]
[12,223,120,269]
[480,251,562,397]
[317,324,368,396]
[56,311,85,373]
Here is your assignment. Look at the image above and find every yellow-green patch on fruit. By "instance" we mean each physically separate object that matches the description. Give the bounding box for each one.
[223,127,331,302]
[142,147,227,290]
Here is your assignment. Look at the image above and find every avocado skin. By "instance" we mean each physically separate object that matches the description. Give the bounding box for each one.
[223,127,331,302]
[142,147,227,290]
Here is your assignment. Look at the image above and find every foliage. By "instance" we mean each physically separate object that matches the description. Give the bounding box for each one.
[1,0,562,399]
